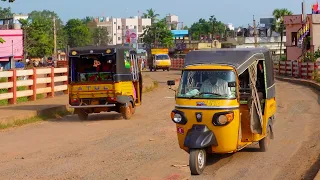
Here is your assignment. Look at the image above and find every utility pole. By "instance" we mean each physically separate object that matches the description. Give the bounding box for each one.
[53,16,57,60]
[253,15,258,47]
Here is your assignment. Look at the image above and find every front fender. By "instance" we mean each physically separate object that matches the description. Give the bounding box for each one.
[117,95,134,106]
[184,125,218,149]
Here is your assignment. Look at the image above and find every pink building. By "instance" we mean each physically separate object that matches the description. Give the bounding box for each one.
[285,14,320,61]
[0,29,23,69]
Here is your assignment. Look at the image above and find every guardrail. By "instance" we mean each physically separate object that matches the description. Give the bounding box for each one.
[273,60,320,79]
[0,67,68,105]
[169,59,320,80]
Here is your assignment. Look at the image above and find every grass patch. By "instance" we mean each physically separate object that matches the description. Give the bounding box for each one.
[0,109,72,130]
[143,81,159,93]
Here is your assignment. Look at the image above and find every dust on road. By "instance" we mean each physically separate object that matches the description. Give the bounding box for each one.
[0,71,319,180]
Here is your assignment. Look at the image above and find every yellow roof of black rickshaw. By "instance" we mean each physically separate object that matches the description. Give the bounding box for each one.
[184,47,271,75]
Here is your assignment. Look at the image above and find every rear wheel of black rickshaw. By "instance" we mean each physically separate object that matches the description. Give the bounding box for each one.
[78,110,88,120]
[121,103,133,120]
[259,125,271,152]
[189,149,206,175]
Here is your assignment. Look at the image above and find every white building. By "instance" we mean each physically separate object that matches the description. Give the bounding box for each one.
[0,14,28,30]
[166,14,180,30]
[236,36,286,56]
[88,16,151,45]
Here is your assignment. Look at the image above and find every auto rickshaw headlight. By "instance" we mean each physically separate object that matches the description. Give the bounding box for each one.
[212,111,234,126]
[171,110,187,125]
[173,114,182,123]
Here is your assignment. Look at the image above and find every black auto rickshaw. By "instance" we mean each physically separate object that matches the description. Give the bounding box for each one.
[68,45,143,120]
[167,48,276,175]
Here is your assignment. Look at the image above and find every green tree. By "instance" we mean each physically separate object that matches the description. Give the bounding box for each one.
[65,19,91,47]
[82,16,93,24]
[0,7,12,18]
[19,10,65,57]
[183,26,189,30]
[23,20,53,57]
[189,17,225,41]
[92,27,110,46]
[273,8,293,58]
[142,8,159,23]
[142,18,173,48]
[1,0,15,2]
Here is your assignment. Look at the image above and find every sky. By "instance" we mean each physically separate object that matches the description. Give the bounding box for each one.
[0,0,316,27]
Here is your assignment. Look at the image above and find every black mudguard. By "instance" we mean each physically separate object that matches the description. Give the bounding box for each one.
[184,125,218,149]
[268,117,274,139]
[116,95,134,107]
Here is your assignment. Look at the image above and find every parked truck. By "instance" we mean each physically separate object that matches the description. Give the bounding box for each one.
[147,48,171,71]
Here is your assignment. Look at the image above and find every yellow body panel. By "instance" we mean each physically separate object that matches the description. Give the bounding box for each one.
[69,81,135,102]
[184,65,235,70]
[155,59,171,67]
[176,106,240,153]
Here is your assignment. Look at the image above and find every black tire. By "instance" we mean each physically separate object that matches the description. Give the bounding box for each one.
[121,103,133,120]
[163,69,165,71]
[149,67,152,72]
[167,68,170,71]
[78,110,88,120]
[259,125,271,152]
[189,149,206,175]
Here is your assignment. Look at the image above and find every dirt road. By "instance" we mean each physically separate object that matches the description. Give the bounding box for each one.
[0,71,319,180]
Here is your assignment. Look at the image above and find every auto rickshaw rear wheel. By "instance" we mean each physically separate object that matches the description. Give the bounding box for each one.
[189,149,206,175]
[78,110,88,120]
[121,103,133,120]
[259,125,271,152]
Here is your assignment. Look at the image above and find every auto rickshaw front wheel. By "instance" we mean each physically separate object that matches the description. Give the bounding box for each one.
[121,103,133,120]
[189,149,206,175]
[259,125,271,152]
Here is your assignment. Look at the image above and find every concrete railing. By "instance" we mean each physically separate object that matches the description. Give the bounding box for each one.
[0,67,68,104]
[274,60,320,79]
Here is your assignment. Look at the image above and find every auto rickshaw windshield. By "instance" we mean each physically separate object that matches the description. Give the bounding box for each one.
[177,70,237,99]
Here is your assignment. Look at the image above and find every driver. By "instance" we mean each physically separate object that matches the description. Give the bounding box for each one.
[200,75,231,96]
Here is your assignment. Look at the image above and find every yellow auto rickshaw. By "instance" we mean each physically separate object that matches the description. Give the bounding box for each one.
[68,45,142,120]
[167,48,276,175]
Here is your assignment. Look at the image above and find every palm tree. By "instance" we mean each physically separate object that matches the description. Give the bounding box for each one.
[272,8,293,58]
[142,8,159,24]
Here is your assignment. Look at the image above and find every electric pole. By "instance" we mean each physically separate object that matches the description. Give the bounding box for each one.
[253,15,258,47]
[53,16,57,60]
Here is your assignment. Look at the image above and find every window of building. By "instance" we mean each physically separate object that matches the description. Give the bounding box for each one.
[271,50,276,55]
[118,26,120,30]
[114,33,116,36]
[118,37,121,40]
[291,32,297,46]
[126,26,128,29]
[114,22,116,24]
[134,26,137,29]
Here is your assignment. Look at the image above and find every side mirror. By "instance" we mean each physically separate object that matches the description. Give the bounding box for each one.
[167,80,175,86]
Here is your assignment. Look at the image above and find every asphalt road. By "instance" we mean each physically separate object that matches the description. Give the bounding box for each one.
[0,71,319,180]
